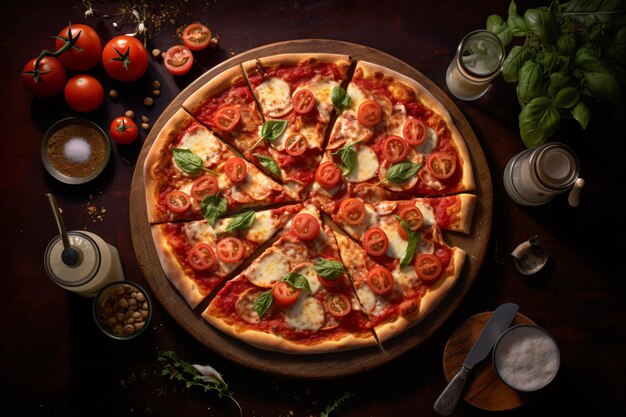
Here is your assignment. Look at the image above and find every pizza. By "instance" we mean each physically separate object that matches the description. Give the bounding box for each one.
[142,52,478,354]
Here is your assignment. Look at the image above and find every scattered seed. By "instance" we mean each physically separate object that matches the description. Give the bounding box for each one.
[153,89,161,97]
[152,80,160,89]
[143,97,154,107]
[109,89,119,99]
[141,122,150,131]
[125,110,136,119]
[141,115,150,123]
[152,48,161,58]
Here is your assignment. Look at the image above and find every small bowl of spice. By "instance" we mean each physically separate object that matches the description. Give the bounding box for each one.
[41,117,111,184]
[492,324,560,392]
[93,281,152,340]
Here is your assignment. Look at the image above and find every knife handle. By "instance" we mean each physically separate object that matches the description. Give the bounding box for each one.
[433,366,470,416]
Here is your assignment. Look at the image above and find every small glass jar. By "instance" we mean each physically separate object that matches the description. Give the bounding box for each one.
[44,230,125,297]
[93,281,152,340]
[446,30,505,100]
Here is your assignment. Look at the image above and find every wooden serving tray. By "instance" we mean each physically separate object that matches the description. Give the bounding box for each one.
[129,39,493,379]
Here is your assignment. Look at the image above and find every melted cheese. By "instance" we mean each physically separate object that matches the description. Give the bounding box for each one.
[345,145,379,183]
[285,296,325,331]
[346,83,368,108]
[379,219,408,260]
[255,78,292,118]
[414,201,436,227]
[295,79,338,122]
[415,127,439,155]
[177,129,223,167]
[291,263,321,295]
[230,169,275,203]
[356,282,388,316]
[386,104,407,137]
[242,210,278,243]
[392,264,420,292]
[340,204,379,240]
[246,249,290,288]
[183,221,217,245]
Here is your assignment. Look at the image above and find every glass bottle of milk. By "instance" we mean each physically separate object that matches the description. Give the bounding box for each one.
[446,30,505,101]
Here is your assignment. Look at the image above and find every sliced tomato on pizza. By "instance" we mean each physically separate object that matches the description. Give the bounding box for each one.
[151,204,303,308]
[202,204,377,353]
[143,109,295,224]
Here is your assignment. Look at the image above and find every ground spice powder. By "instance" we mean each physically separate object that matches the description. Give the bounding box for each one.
[47,124,107,178]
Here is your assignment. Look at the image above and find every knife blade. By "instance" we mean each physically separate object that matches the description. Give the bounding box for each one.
[433,303,519,416]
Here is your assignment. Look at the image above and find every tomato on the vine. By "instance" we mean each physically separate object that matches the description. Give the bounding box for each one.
[64,74,104,112]
[22,57,67,98]
[102,35,149,82]
[109,116,138,144]
[55,23,102,72]
[181,22,212,51]
[163,45,194,76]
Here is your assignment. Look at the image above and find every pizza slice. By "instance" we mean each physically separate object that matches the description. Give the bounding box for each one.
[240,53,351,200]
[313,60,475,204]
[151,204,303,308]
[143,109,294,224]
[334,223,465,344]
[202,204,377,353]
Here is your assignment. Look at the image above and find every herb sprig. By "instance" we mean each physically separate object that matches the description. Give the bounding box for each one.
[158,350,242,417]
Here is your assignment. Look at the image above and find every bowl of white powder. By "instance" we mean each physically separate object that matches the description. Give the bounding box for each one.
[492,324,560,392]
[41,117,111,184]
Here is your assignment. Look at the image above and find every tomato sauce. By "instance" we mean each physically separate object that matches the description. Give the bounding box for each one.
[194,85,253,128]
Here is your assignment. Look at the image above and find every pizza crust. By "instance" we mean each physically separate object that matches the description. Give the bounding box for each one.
[182,64,248,117]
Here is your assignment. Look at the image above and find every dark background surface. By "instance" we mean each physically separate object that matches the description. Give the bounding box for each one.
[1,0,624,416]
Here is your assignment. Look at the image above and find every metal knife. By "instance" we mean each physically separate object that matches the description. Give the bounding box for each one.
[433,303,519,416]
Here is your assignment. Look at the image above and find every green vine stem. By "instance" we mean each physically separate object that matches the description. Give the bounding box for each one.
[23,22,82,82]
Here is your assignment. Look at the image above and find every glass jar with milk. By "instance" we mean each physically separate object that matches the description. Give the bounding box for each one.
[446,30,505,101]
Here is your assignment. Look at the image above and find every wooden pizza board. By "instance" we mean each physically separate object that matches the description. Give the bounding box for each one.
[443,312,536,411]
[129,39,493,379]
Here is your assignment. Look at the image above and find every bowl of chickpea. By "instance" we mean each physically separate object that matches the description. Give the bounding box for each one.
[93,281,152,340]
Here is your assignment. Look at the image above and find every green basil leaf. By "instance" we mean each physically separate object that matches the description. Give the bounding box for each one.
[331,86,352,114]
[173,148,205,175]
[252,153,281,177]
[224,210,256,232]
[385,162,421,183]
[556,34,577,57]
[315,258,346,280]
[548,72,569,98]
[486,14,504,33]
[524,7,558,46]
[553,86,580,108]
[583,70,622,107]
[332,143,356,176]
[571,101,591,129]
[281,273,311,291]
[517,60,543,104]
[261,120,288,141]
[393,215,412,238]
[575,47,608,73]
[507,14,528,37]
[519,96,560,148]
[502,45,536,82]
[400,231,420,267]
[254,290,273,318]
[607,27,626,64]
[200,194,228,228]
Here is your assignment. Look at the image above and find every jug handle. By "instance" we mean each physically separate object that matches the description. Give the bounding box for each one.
[568,178,585,207]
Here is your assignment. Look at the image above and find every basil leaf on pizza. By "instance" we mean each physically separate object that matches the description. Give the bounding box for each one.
[253,290,274,318]
[394,215,421,266]
[172,148,219,176]
[253,153,281,177]
[315,258,346,279]
[281,273,311,292]
[261,120,288,141]
[384,162,421,183]
[331,86,351,114]
[253,273,311,318]
[332,143,356,176]
[200,194,228,227]
[224,210,256,232]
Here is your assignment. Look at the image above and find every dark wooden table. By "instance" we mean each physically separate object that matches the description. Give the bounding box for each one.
[1,1,624,416]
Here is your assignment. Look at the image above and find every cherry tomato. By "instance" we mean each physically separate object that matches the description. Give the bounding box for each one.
[317,274,343,288]
[102,35,149,82]
[414,253,443,281]
[187,243,216,271]
[403,118,427,146]
[367,266,395,295]
[339,198,366,225]
[216,237,245,263]
[426,152,457,180]
[324,293,352,317]
[165,190,191,213]
[190,175,219,202]
[272,281,301,307]
[64,74,104,112]
[315,161,342,188]
[55,23,102,71]
[397,205,424,240]
[213,106,241,132]
[382,135,409,163]
[285,134,307,156]
[224,157,248,182]
[357,99,382,127]
[22,57,67,98]
[363,227,389,257]
[291,213,320,241]
[109,116,138,144]
[181,22,212,51]
[292,89,316,114]
[163,45,194,76]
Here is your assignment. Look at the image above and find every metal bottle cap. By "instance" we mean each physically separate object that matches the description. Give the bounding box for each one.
[45,231,101,287]
[533,144,579,190]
